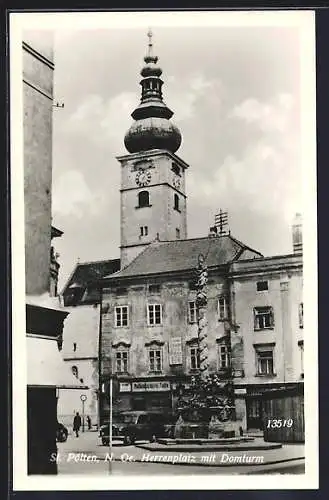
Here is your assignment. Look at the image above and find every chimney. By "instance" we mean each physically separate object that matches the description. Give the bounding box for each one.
[208,225,218,238]
[292,213,303,254]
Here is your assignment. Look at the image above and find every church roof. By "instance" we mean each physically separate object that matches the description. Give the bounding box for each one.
[104,235,263,281]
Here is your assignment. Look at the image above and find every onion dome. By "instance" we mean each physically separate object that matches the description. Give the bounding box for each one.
[124,30,182,154]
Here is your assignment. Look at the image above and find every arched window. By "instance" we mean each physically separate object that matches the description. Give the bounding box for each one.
[138,191,150,208]
[174,193,180,211]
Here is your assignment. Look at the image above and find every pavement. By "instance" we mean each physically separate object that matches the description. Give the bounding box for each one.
[56,430,305,475]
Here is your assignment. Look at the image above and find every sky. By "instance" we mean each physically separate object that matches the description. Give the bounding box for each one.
[50,16,306,291]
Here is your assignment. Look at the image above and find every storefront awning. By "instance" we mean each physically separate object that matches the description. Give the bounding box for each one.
[27,336,88,389]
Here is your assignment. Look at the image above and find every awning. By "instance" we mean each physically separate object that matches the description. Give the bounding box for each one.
[27,336,88,389]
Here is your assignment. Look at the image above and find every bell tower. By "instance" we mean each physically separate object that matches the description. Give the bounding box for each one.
[117,30,189,268]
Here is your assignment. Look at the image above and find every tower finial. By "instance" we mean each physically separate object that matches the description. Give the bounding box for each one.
[147,28,153,57]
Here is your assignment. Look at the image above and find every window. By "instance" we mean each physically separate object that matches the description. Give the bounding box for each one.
[73,342,77,352]
[218,344,230,369]
[299,303,303,328]
[140,226,148,237]
[72,365,78,378]
[148,304,162,325]
[116,350,129,373]
[189,346,200,370]
[149,284,160,294]
[138,190,150,207]
[218,296,228,320]
[174,193,180,211]
[256,281,268,292]
[116,287,127,296]
[172,163,180,176]
[299,341,304,375]
[115,305,129,327]
[188,301,197,323]
[176,228,180,239]
[254,306,274,330]
[255,347,274,375]
[149,348,162,372]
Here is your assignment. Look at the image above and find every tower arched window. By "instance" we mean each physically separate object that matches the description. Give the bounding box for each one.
[174,193,180,211]
[138,191,150,208]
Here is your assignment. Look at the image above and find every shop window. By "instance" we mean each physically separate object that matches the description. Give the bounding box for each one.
[148,348,163,373]
[188,301,197,323]
[255,346,275,376]
[218,344,231,369]
[148,304,162,325]
[138,191,150,208]
[253,306,274,330]
[115,305,129,327]
[115,350,129,373]
[256,281,268,292]
[217,296,228,320]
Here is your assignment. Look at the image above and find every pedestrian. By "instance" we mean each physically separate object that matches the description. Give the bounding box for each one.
[73,411,82,437]
[87,415,91,431]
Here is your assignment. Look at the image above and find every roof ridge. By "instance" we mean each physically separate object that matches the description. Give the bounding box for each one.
[77,257,120,266]
[156,235,231,244]
[228,234,263,257]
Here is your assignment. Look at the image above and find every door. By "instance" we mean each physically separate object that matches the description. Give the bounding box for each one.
[246,398,263,430]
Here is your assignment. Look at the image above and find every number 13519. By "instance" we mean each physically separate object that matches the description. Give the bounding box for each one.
[267,418,293,428]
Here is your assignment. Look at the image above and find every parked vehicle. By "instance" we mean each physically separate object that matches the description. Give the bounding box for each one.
[99,411,175,445]
[56,422,68,442]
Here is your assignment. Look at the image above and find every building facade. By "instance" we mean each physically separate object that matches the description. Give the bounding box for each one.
[23,31,84,474]
[230,251,303,430]
[99,236,262,421]
[58,258,120,427]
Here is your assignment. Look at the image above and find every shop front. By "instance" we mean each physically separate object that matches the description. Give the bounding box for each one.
[101,379,173,420]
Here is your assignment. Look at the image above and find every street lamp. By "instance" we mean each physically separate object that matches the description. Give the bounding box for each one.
[80,394,87,432]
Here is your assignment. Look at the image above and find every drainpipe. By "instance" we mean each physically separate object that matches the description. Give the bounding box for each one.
[97,282,103,429]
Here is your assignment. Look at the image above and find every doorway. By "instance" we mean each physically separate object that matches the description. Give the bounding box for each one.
[246,398,263,430]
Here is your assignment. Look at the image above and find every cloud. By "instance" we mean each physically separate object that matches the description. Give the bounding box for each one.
[187,93,301,227]
[229,93,295,134]
[52,169,107,219]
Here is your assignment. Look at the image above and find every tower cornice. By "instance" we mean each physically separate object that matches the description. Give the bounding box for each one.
[116,149,189,170]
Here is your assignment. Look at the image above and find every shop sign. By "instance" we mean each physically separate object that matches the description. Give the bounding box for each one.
[169,337,183,365]
[119,382,131,392]
[132,381,170,392]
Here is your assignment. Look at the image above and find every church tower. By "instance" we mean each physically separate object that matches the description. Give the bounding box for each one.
[117,31,189,268]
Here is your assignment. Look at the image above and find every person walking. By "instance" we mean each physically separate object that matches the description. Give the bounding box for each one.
[73,412,82,438]
[86,415,91,431]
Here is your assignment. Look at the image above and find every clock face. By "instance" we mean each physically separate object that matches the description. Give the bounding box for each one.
[173,175,181,189]
[136,169,151,187]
